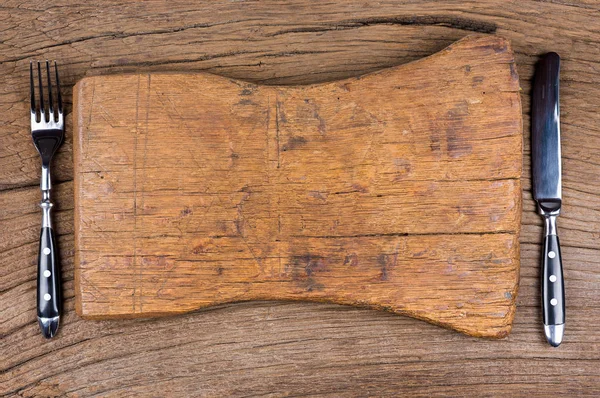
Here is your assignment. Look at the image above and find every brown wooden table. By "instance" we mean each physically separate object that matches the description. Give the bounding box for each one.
[1,1,599,396]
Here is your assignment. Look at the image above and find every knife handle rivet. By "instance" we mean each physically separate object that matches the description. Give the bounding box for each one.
[550,298,558,306]
[548,251,556,259]
[43,270,51,278]
[43,247,51,255]
[43,293,51,301]
[549,274,557,282]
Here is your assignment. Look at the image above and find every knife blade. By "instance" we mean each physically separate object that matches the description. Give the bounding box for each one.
[532,52,565,347]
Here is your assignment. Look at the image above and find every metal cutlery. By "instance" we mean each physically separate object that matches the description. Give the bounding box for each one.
[30,61,64,338]
[532,52,565,347]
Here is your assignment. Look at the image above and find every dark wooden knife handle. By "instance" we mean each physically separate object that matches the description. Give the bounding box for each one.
[37,226,61,338]
[542,234,565,326]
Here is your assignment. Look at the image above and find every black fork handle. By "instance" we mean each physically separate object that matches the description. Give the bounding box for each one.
[37,226,61,338]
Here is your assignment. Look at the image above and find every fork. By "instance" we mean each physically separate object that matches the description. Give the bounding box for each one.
[30,61,64,338]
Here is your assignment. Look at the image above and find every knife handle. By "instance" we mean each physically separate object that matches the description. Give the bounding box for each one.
[37,226,61,338]
[541,216,565,346]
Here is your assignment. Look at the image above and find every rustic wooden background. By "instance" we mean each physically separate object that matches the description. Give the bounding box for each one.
[1,1,599,396]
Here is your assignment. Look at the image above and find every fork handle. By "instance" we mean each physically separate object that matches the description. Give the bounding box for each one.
[37,225,61,338]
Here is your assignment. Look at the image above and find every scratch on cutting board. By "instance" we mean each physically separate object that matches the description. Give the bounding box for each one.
[138,74,151,312]
[275,98,281,168]
[132,75,140,313]
[85,81,96,156]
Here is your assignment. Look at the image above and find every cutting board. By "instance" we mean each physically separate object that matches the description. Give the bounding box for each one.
[73,34,522,338]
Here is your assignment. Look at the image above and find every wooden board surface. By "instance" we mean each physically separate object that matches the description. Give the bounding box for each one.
[1,1,599,396]
[73,35,522,338]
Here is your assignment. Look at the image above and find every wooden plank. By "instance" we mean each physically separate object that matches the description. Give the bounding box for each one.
[1,1,600,396]
[72,35,522,338]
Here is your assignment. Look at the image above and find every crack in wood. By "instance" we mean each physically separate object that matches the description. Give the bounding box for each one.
[267,15,497,36]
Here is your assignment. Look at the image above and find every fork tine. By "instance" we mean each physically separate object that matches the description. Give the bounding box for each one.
[46,60,54,119]
[37,61,45,121]
[55,62,62,114]
[29,61,36,116]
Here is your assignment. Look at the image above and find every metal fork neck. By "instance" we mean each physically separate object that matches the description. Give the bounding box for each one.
[41,166,53,228]
[41,164,51,191]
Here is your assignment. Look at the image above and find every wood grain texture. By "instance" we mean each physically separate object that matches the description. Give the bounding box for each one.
[73,35,522,338]
[1,1,600,397]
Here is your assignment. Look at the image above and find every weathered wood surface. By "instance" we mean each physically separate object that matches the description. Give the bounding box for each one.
[1,1,599,396]
[73,35,522,338]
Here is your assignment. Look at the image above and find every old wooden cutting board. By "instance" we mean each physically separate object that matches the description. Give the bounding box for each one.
[73,34,522,338]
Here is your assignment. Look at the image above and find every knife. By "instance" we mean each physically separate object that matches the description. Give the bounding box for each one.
[532,52,565,347]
